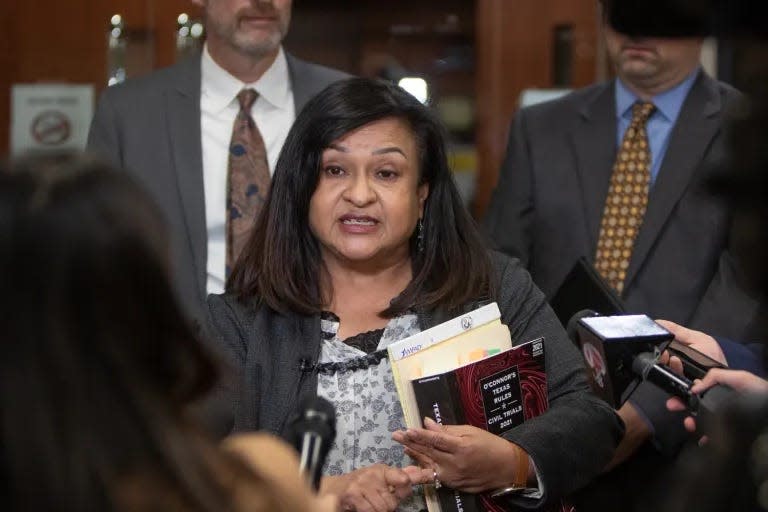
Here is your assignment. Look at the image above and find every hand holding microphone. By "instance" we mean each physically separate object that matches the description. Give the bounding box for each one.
[655,319,728,366]
[633,352,734,431]
[666,368,768,434]
[222,432,339,512]
[568,311,747,438]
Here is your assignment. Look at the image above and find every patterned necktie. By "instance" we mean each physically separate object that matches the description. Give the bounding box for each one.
[594,101,656,294]
[226,88,270,275]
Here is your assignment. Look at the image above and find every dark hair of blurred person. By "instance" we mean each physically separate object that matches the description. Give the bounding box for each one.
[661,60,768,512]
[227,77,492,317]
[0,152,336,512]
[719,79,768,317]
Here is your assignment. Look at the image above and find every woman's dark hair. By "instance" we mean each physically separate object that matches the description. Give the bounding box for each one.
[228,77,492,316]
[0,152,253,511]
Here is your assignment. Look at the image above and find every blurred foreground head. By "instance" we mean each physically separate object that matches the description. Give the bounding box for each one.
[0,152,224,510]
[719,76,768,306]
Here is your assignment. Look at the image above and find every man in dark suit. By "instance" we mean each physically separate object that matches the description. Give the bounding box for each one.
[87,0,348,322]
[484,11,760,510]
[484,25,757,343]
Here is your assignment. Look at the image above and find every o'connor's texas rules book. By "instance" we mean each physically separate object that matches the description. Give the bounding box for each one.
[413,338,546,512]
[386,304,548,512]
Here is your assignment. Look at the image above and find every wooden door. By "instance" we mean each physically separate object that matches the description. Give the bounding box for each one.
[474,0,602,217]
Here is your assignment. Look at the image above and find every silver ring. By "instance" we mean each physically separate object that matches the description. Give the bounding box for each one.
[433,469,442,489]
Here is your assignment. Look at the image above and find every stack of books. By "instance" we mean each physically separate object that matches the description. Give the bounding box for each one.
[388,303,548,512]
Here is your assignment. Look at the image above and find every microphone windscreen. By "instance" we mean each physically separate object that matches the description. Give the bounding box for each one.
[286,395,337,451]
[631,352,657,379]
[566,309,599,345]
[285,395,337,491]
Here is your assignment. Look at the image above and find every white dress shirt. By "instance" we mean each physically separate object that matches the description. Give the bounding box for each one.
[200,44,296,294]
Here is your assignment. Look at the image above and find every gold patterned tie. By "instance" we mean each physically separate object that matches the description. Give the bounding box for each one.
[594,101,656,294]
[226,88,270,276]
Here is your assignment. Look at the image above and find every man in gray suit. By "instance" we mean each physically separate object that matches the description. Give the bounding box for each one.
[484,12,760,510]
[88,0,348,322]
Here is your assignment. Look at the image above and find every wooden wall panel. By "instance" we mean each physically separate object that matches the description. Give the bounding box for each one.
[474,0,600,217]
[2,0,110,156]
[1,0,200,156]
[3,0,602,185]
[154,1,203,68]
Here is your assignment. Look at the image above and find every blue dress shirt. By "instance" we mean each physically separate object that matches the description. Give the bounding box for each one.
[615,69,700,185]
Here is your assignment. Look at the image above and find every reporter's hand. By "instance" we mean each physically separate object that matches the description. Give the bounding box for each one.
[321,463,431,512]
[666,368,768,434]
[391,417,531,493]
[223,433,339,512]
[658,348,685,376]
[665,396,698,433]
[691,368,768,395]
[655,319,728,365]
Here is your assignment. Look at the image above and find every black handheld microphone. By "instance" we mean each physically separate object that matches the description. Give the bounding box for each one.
[632,352,734,422]
[287,395,337,491]
[633,352,696,404]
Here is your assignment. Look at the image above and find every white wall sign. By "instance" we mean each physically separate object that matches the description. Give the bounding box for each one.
[11,84,94,155]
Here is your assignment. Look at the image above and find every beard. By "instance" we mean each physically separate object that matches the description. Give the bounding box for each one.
[228,26,284,57]
[206,4,289,58]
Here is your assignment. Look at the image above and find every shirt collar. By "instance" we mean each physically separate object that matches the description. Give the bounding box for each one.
[615,67,700,122]
[200,44,293,113]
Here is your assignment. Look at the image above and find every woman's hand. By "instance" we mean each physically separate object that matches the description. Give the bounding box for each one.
[321,463,432,512]
[392,417,531,493]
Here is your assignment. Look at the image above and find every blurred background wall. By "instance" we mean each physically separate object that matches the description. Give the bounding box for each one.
[1,0,735,218]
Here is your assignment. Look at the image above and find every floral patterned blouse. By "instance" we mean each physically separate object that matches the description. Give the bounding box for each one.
[317,311,426,512]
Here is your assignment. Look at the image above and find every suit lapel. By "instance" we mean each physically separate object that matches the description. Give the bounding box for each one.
[569,83,618,251]
[624,74,722,287]
[286,53,313,113]
[164,56,207,303]
[269,312,322,436]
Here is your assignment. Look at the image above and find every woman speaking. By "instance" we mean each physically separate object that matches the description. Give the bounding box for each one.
[208,78,622,512]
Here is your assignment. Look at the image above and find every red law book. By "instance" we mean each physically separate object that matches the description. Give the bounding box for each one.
[411,337,547,512]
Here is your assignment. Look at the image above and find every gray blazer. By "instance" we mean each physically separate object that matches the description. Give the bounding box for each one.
[207,253,623,507]
[87,52,349,321]
[484,72,759,341]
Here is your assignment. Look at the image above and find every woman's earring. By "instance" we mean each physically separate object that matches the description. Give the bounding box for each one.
[417,218,425,253]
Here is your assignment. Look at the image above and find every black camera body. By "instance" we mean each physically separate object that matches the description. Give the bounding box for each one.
[573,313,673,407]
[571,312,730,418]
